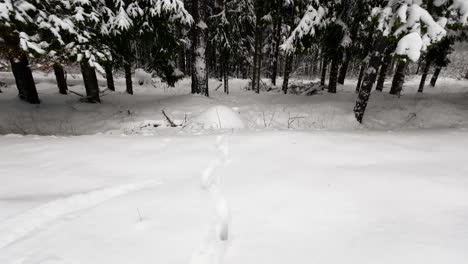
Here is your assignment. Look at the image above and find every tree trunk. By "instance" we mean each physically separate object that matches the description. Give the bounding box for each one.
[282,54,294,94]
[191,0,209,96]
[53,63,68,95]
[80,61,100,103]
[224,65,229,94]
[430,67,441,87]
[389,60,408,96]
[252,25,263,93]
[270,15,282,86]
[328,58,339,93]
[356,63,366,93]
[105,63,115,91]
[418,60,431,93]
[10,55,40,104]
[337,51,350,85]
[415,59,422,74]
[124,63,133,95]
[354,40,386,123]
[375,51,392,91]
[320,55,328,88]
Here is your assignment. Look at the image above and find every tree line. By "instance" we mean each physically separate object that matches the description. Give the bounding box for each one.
[1,0,467,123]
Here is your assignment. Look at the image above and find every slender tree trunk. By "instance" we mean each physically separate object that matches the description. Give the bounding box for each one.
[222,52,229,94]
[271,16,282,86]
[252,25,263,93]
[191,0,200,94]
[104,63,115,91]
[80,61,100,103]
[418,60,431,93]
[320,55,328,88]
[178,40,186,75]
[415,59,422,74]
[10,55,40,104]
[224,65,229,94]
[430,67,441,87]
[337,51,350,85]
[328,58,339,93]
[375,51,392,91]
[255,42,262,94]
[124,63,133,95]
[356,63,366,93]
[53,63,68,95]
[191,0,208,96]
[252,30,259,91]
[389,60,408,96]
[282,54,293,94]
[354,40,386,123]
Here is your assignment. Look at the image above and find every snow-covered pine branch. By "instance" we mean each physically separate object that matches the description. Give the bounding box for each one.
[281,4,326,53]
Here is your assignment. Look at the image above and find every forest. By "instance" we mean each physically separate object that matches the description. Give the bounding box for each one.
[1,0,467,123]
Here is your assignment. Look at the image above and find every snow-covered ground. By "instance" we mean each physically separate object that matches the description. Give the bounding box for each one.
[1,71,468,135]
[1,73,468,263]
[1,132,468,264]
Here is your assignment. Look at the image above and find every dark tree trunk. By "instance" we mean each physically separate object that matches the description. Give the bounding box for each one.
[223,52,229,94]
[356,63,366,93]
[104,63,115,91]
[320,55,328,87]
[354,40,386,123]
[178,41,186,75]
[282,54,293,94]
[415,59,422,74]
[10,55,40,104]
[418,61,431,93]
[271,15,282,86]
[375,51,392,91]
[224,65,229,94]
[252,25,263,93]
[190,0,206,94]
[389,60,408,96]
[252,39,258,92]
[53,63,68,95]
[328,58,339,93]
[124,63,133,95]
[337,51,350,85]
[80,61,100,103]
[430,67,441,87]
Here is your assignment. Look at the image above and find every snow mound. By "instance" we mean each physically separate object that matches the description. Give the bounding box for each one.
[191,105,245,130]
[135,68,153,86]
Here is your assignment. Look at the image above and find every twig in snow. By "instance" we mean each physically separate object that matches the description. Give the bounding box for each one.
[162,110,178,127]
[215,83,223,91]
[137,208,143,222]
[288,112,307,129]
[68,89,85,97]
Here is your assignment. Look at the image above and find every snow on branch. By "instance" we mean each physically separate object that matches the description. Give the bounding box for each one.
[394,3,446,61]
[281,5,326,53]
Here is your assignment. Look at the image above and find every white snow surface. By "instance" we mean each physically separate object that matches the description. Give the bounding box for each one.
[1,73,468,263]
[0,132,468,264]
[190,105,245,130]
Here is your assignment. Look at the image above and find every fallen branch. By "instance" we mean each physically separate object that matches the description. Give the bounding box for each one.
[162,110,178,127]
[68,89,85,97]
